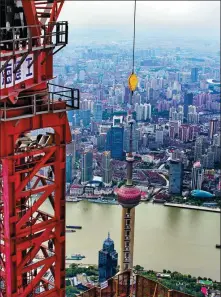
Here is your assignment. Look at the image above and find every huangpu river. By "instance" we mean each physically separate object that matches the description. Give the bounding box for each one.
[43,200,220,280]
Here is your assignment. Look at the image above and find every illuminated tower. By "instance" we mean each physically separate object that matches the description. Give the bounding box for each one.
[117,121,141,271]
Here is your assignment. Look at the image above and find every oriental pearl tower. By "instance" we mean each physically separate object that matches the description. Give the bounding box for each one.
[117,107,141,272]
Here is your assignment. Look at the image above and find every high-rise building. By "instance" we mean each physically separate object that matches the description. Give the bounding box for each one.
[102,151,112,186]
[179,125,190,142]
[67,110,74,126]
[155,129,164,144]
[187,105,199,124]
[191,161,204,190]
[191,67,198,83]
[73,110,81,127]
[169,107,176,119]
[123,86,130,104]
[81,149,93,184]
[98,233,118,283]
[169,120,181,139]
[147,87,154,101]
[93,101,103,123]
[184,92,193,118]
[194,137,204,161]
[66,154,73,184]
[209,119,219,139]
[113,115,123,126]
[72,129,81,150]
[124,125,139,152]
[203,147,215,169]
[97,133,107,151]
[135,103,144,121]
[169,160,183,194]
[81,109,91,126]
[144,103,152,120]
[211,145,221,164]
[213,133,220,146]
[110,127,124,160]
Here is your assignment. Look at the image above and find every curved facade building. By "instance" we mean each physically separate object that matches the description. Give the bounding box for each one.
[191,190,214,198]
[207,79,221,93]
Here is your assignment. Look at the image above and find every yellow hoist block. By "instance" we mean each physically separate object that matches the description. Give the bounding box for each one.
[128,73,138,92]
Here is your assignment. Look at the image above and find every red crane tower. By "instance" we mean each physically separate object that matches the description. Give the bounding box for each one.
[0,1,79,296]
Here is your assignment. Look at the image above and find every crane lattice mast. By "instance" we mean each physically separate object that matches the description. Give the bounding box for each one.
[0,1,79,296]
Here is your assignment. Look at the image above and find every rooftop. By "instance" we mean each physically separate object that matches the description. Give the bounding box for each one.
[191,190,214,198]
[78,271,195,297]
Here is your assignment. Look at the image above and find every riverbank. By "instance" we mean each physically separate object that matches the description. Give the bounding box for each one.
[164,203,221,213]
[65,263,221,297]
[63,201,220,279]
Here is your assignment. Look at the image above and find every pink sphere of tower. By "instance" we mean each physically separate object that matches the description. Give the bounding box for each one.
[117,185,141,209]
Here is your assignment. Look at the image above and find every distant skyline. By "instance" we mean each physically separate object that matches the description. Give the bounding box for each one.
[60,1,220,40]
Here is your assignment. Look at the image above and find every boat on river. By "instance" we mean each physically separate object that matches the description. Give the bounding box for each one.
[66,197,80,202]
[66,254,86,260]
[66,229,76,233]
[66,225,82,229]
[89,198,119,205]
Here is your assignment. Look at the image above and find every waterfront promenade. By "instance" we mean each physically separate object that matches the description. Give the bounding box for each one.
[164,203,221,213]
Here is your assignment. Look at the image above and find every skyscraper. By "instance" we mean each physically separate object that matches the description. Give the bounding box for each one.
[66,154,73,184]
[97,133,107,151]
[209,119,219,140]
[187,105,199,124]
[184,92,193,118]
[144,103,152,120]
[124,86,130,104]
[98,233,118,283]
[124,124,139,152]
[81,149,93,184]
[191,161,204,190]
[67,110,74,127]
[81,109,91,127]
[194,137,204,161]
[93,101,103,123]
[169,160,183,194]
[155,129,164,145]
[110,127,124,160]
[191,67,198,83]
[102,151,112,186]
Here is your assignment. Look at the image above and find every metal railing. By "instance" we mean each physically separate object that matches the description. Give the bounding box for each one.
[0,21,68,53]
[0,84,79,121]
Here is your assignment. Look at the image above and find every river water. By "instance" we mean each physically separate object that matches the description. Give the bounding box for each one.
[65,201,220,280]
[43,200,220,280]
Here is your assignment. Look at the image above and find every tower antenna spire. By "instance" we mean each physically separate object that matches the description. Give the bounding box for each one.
[126,120,134,186]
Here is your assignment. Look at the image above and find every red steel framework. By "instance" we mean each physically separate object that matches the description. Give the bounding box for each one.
[0,1,79,296]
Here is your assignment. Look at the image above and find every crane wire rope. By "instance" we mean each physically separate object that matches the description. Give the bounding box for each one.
[132,0,137,74]
[128,0,138,104]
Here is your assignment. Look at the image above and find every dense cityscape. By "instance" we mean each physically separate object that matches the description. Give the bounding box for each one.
[52,38,221,207]
[0,1,220,297]
[53,27,221,297]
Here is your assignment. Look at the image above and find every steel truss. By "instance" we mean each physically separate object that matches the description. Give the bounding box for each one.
[0,111,72,297]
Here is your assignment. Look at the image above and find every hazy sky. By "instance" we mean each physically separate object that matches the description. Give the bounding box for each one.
[60,1,220,39]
